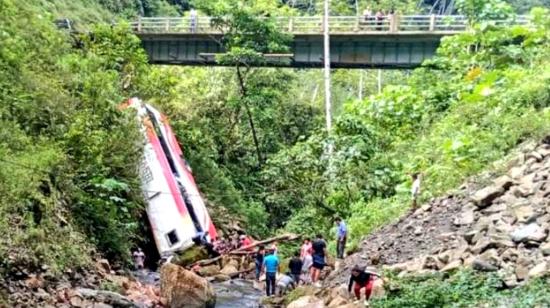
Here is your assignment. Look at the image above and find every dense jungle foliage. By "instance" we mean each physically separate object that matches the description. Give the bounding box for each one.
[0,0,549,288]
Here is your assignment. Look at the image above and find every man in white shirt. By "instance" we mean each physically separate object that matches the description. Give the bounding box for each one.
[189,8,197,33]
[411,173,422,208]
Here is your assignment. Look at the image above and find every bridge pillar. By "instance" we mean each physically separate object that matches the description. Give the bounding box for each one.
[429,14,436,32]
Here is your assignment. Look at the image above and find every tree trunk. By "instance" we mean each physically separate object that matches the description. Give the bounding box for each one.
[236,66,263,167]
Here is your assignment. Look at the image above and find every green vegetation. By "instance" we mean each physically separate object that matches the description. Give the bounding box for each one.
[373,270,550,307]
[0,0,176,273]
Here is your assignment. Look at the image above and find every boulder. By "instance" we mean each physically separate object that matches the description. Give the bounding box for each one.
[198,265,220,277]
[336,302,364,308]
[509,166,525,180]
[503,273,519,288]
[424,256,444,270]
[513,206,535,224]
[327,296,348,307]
[515,264,529,281]
[471,186,504,208]
[76,288,136,307]
[527,151,544,162]
[329,284,349,300]
[501,248,519,262]
[173,246,209,267]
[453,210,475,226]
[472,259,498,272]
[536,146,550,158]
[226,258,240,269]
[220,265,239,277]
[494,175,515,190]
[370,278,385,299]
[482,203,507,214]
[441,260,462,273]
[160,263,216,308]
[97,259,111,274]
[474,217,491,232]
[471,238,491,254]
[511,223,547,243]
[540,243,550,256]
[212,274,231,282]
[528,262,548,278]
[287,296,325,308]
[463,230,479,245]
[511,186,532,198]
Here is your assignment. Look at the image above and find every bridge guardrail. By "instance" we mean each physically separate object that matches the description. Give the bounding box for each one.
[130,15,530,35]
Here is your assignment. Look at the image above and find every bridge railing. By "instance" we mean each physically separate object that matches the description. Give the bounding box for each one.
[130,15,530,35]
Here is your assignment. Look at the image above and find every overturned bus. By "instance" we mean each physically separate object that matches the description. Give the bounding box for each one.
[123,98,217,257]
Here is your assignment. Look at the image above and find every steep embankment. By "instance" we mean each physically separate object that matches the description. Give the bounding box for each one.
[327,137,550,288]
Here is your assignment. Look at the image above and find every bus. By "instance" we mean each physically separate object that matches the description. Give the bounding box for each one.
[123,98,217,257]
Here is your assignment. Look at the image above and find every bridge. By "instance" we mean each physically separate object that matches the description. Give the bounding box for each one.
[131,15,528,69]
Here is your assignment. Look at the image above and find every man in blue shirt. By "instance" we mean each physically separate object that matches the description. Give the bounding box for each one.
[335,217,348,259]
[262,249,280,296]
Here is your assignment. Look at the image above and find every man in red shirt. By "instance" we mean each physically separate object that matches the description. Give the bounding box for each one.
[240,234,253,250]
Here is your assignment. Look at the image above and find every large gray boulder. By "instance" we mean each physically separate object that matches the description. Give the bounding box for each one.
[511,223,547,243]
[160,263,216,308]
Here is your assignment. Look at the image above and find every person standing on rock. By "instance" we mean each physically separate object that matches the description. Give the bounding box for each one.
[348,265,380,301]
[301,250,313,284]
[133,248,146,270]
[335,217,348,259]
[311,234,327,285]
[255,245,265,281]
[288,251,303,284]
[300,238,312,259]
[411,172,422,208]
[262,249,280,296]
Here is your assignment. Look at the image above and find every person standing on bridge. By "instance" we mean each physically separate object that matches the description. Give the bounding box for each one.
[363,6,373,26]
[189,8,197,33]
[375,10,384,31]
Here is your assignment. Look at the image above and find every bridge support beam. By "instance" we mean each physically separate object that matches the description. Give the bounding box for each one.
[139,33,444,69]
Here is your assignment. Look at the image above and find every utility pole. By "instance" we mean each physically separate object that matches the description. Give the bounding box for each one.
[377,69,382,94]
[358,70,364,101]
[323,0,332,133]
[323,0,334,177]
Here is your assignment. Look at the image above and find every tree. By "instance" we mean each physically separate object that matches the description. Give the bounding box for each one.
[193,0,293,167]
[456,0,515,25]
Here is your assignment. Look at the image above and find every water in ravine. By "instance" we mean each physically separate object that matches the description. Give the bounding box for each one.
[133,270,264,308]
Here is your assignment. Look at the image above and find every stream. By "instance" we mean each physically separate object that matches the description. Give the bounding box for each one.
[132,270,264,308]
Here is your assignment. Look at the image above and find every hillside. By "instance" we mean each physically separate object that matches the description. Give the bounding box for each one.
[316,137,550,306]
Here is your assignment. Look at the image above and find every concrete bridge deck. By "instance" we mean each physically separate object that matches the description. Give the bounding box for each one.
[131,15,529,69]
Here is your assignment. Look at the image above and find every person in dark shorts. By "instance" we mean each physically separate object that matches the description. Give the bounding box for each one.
[311,234,327,284]
[288,251,303,284]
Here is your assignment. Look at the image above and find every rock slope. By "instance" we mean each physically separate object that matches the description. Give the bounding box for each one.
[327,137,550,288]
